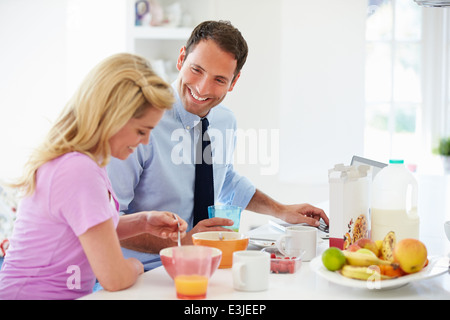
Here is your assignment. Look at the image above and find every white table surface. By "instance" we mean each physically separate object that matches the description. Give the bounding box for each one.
[80,226,449,300]
[81,174,450,300]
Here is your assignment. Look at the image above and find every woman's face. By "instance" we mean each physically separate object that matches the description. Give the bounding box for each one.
[109,106,164,160]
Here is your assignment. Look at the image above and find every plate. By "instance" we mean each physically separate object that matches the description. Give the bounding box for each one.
[249,239,276,248]
[310,255,449,290]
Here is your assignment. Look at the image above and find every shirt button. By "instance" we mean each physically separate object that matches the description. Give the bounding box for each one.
[186,126,190,130]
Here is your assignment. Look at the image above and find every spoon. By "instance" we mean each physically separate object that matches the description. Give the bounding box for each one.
[173,213,181,246]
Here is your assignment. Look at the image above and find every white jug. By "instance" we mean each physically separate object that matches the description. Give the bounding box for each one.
[371,160,419,241]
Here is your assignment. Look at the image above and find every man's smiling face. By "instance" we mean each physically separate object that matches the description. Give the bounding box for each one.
[176,39,240,118]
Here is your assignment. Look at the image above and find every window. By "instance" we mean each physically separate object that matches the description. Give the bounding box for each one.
[447,9,450,134]
[364,0,450,171]
[365,0,422,165]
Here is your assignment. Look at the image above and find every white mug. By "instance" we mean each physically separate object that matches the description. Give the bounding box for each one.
[276,225,317,261]
[232,251,270,292]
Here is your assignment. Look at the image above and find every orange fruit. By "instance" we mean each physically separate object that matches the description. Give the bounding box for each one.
[379,264,404,278]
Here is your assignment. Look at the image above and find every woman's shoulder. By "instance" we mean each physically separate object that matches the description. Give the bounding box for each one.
[53,152,100,170]
[42,152,104,185]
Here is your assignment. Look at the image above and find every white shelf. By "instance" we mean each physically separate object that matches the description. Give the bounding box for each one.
[132,26,192,40]
[126,0,214,82]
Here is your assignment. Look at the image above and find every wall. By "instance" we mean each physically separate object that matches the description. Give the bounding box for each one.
[0,1,366,229]
[0,0,127,182]
[205,0,366,229]
[279,0,366,185]
[216,2,366,197]
[65,0,127,94]
[0,0,68,181]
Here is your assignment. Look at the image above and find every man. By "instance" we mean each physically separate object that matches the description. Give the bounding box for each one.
[107,20,328,270]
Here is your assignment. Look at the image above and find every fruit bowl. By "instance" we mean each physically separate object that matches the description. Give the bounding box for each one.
[192,231,249,268]
[262,247,303,274]
[160,245,222,279]
[310,255,449,290]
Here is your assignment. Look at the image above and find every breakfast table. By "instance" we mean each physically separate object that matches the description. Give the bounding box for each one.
[80,174,450,300]
[80,241,449,300]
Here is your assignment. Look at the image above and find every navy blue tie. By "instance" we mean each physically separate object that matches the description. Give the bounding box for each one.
[193,118,214,225]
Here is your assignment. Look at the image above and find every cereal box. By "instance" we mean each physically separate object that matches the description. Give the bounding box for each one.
[328,164,371,249]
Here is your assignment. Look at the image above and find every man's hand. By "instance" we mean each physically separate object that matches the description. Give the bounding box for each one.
[246,189,329,228]
[280,203,329,227]
[183,217,234,245]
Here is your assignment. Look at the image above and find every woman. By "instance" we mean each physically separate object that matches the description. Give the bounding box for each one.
[0,53,187,299]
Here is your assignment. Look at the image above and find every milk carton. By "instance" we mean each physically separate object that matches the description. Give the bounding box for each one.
[371,160,419,241]
[328,164,371,249]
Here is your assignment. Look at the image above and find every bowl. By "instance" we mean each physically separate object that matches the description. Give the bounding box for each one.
[160,245,222,279]
[445,221,450,242]
[262,247,302,274]
[192,231,249,268]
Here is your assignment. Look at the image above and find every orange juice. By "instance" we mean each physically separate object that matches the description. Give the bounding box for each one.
[174,275,209,299]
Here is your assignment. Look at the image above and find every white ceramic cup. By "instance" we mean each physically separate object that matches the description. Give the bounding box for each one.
[232,251,270,292]
[276,225,317,261]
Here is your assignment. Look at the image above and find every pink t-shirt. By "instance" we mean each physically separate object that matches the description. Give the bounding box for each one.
[0,152,119,300]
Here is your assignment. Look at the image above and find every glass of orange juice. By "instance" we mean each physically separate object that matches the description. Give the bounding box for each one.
[172,246,213,299]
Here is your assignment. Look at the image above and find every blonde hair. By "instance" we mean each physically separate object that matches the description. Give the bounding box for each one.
[13,53,174,196]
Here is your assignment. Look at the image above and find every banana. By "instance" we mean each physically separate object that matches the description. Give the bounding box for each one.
[381,231,396,262]
[341,265,379,280]
[341,265,392,281]
[342,250,393,267]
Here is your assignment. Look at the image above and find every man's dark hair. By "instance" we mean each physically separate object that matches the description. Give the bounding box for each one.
[184,20,248,79]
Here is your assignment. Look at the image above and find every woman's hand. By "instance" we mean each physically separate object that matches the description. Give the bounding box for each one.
[142,211,188,242]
